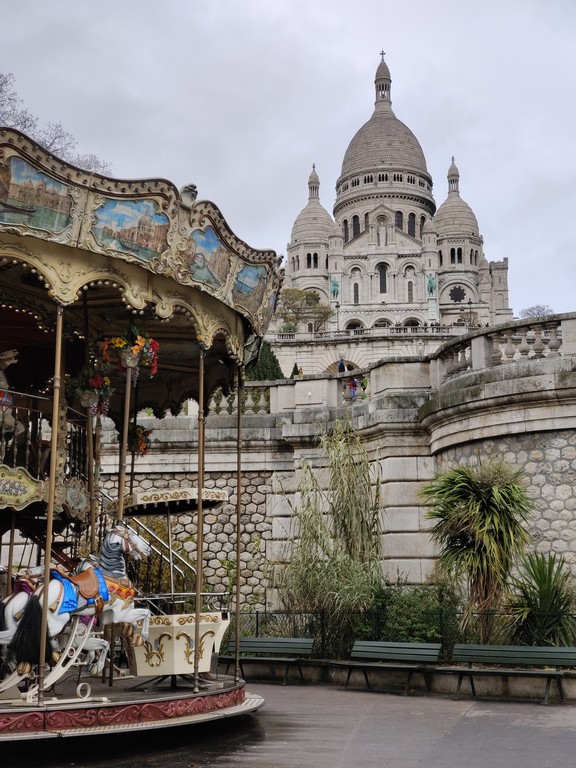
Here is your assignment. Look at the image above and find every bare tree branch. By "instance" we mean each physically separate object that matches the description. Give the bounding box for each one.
[0,71,111,174]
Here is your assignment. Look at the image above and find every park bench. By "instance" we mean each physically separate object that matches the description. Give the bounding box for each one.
[333,640,442,695]
[445,644,576,704]
[219,636,314,685]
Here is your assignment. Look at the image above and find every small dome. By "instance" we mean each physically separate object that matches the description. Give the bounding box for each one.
[290,165,337,244]
[290,200,337,243]
[434,158,479,237]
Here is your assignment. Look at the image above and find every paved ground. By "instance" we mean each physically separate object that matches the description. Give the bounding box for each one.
[8,683,576,767]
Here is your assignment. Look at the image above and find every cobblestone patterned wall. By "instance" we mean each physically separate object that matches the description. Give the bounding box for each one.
[101,427,576,606]
[102,469,274,609]
[436,429,576,569]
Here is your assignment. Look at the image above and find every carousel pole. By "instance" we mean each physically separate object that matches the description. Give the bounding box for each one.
[82,294,98,554]
[38,304,64,705]
[193,347,206,693]
[5,510,16,597]
[116,352,138,522]
[234,366,244,683]
[86,409,97,553]
[106,352,136,688]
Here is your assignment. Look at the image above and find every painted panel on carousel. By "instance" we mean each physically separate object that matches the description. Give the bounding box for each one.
[92,198,170,261]
[0,156,72,232]
[232,264,268,315]
[183,225,231,289]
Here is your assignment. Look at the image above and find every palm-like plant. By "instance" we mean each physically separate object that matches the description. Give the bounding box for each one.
[505,552,576,646]
[420,460,532,642]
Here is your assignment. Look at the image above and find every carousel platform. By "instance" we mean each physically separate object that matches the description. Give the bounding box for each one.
[0,673,263,741]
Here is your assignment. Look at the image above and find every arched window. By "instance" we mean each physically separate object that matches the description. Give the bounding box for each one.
[313,252,318,268]
[352,215,360,238]
[450,248,456,264]
[438,250,443,266]
[395,211,403,229]
[378,264,387,293]
[306,252,312,268]
[407,281,413,302]
[408,213,416,237]
[420,215,426,237]
[457,247,462,264]
[353,283,359,304]
[343,220,349,242]
[364,213,369,231]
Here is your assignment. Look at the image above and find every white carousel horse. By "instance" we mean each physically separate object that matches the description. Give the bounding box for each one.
[2,525,152,687]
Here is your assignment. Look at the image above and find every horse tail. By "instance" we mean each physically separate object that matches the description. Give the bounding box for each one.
[7,595,50,665]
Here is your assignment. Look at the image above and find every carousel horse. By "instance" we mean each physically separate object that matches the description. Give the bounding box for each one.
[3,525,152,684]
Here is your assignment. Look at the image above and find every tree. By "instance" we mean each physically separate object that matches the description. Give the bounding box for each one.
[0,72,111,175]
[245,341,284,381]
[519,305,554,319]
[420,459,532,642]
[276,288,333,332]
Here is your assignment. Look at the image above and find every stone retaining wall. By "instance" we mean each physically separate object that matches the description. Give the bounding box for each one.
[100,315,576,609]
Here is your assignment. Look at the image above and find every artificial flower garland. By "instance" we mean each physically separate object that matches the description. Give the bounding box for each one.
[101,324,159,376]
[128,423,153,456]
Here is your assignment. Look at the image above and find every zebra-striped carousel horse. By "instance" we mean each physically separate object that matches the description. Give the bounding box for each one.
[0,525,151,691]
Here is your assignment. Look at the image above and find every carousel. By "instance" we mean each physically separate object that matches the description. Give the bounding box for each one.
[0,127,283,740]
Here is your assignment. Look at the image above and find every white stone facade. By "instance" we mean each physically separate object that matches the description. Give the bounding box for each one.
[269,54,512,377]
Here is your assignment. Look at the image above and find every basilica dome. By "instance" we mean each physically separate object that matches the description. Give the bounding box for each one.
[339,56,429,179]
[434,158,479,237]
[290,165,338,244]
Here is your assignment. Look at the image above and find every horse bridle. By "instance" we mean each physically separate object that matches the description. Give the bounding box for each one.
[110,525,147,558]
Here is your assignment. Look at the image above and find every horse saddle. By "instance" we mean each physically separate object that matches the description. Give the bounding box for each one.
[65,568,100,600]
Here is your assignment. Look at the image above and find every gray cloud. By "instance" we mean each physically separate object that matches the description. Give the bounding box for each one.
[2,0,574,313]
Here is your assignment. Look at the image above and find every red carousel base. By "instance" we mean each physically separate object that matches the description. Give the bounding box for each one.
[0,675,263,740]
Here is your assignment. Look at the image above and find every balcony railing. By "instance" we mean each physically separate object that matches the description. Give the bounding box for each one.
[437,318,564,382]
[273,324,462,343]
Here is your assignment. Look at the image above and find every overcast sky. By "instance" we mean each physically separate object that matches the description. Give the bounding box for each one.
[2,0,575,315]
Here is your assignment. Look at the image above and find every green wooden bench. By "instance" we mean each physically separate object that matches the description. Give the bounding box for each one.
[219,637,314,685]
[332,640,442,695]
[445,644,576,704]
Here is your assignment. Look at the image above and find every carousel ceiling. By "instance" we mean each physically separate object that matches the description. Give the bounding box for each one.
[0,128,283,421]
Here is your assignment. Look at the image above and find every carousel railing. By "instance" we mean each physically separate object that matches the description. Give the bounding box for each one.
[0,388,89,482]
[95,493,199,607]
[127,516,197,597]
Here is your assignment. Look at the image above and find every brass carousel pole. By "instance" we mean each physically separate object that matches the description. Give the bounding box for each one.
[5,510,16,597]
[38,305,64,704]
[234,366,244,683]
[193,347,206,693]
[116,352,138,522]
[107,351,137,687]
[83,294,97,554]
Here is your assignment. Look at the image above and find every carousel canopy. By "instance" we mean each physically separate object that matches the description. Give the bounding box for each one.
[0,127,283,421]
